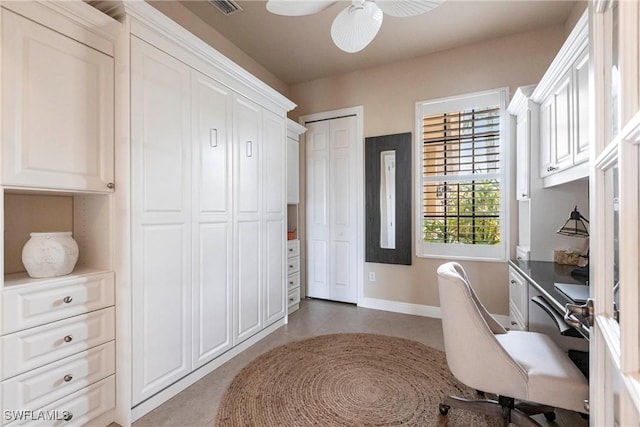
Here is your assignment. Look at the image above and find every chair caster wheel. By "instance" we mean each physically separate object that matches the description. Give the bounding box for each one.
[544,411,556,421]
[439,403,450,416]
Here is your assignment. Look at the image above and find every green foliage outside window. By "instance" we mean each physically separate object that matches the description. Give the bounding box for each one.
[423,178,500,245]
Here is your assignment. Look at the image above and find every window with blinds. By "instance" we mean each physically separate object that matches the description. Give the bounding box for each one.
[416,89,507,260]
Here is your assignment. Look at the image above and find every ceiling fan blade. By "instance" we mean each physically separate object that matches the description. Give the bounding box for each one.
[331,1,383,53]
[375,0,445,17]
[266,0,336,16]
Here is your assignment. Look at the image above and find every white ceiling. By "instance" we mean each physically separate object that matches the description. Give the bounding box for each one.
[176,0,582,85]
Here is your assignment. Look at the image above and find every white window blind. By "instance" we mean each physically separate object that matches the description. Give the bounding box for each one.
[416,89,508,260]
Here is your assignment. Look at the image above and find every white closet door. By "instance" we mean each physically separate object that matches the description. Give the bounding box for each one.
[262,109,286,326]
[306,116,358,303]
[234,95,263,343]
[306,121,331,300]
[191,70,233,368]
[131,37,192,404]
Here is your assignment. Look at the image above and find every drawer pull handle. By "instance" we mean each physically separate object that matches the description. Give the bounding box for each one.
[510,280,517,284]
[63,335,73,343]
[63,412,73,421]
[289,281,294,285]
[63,374,73,382]
[63,296,73,304]
[288,248,293,252]
[289,265,294,268]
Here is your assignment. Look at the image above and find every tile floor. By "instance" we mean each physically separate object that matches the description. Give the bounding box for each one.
[127,299,587,427]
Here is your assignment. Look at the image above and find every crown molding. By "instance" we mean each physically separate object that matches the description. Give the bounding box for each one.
[530,10,588,103]
[507,84,536,115]
[121,0,296,113]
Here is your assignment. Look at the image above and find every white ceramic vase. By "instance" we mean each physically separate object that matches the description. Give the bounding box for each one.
[21,232,79,278]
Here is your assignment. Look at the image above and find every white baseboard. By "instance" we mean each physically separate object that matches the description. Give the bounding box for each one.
[358,296,510,327]
[358,297,442,318]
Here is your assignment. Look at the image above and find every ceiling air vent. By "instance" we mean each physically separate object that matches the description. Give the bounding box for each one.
[209,0,243,16]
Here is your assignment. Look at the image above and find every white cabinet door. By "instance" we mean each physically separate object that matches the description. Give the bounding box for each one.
[551,71,574,172]
[131,37,192,404]
[573,48,590,165]
[263,109,286,326]
[286,136,300,204]
[191,70,233,368]
[539,97,554,177]
[508,267,528,328]
[234,95,262,343]
[1,9,114,192]
[515,112,530,200]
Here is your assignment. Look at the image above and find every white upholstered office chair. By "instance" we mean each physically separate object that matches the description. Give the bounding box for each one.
[436,262,589,426]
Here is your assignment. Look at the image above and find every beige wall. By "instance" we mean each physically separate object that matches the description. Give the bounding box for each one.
[289,25,568,315]
[149,1,289,96]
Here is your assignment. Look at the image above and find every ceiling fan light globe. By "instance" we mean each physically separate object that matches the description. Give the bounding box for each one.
[331,1,383,53]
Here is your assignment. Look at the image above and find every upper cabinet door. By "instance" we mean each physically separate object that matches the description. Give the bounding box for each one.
[1,9,114,192]
[551,70,574,171]
[573,48,590,165]
[287,136,300,204]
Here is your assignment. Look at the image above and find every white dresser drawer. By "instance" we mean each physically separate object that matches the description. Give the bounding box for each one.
[287,287,300,308]
[2,272,114,334]
[287,256,300,275]
[287,272,300,291]
[5,375,115,426]
[1,341,114,421]
[286,239,300,258]
[1,307,115,379]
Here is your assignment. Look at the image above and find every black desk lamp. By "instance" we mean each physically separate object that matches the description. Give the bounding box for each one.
[557,206,589,279]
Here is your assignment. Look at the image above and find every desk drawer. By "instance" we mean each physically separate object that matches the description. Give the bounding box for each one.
[2,272,114,334]
[2,307,115,379]
[1,341,114,423]
[6,375,115,426]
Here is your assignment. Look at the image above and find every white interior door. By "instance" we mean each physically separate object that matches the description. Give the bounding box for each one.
[589,1,640,425]
[305,114,359,303]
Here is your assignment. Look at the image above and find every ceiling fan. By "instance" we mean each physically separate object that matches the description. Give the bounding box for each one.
[266,0,445,53]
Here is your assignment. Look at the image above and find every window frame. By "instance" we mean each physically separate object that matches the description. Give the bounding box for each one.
[414,88,510,261]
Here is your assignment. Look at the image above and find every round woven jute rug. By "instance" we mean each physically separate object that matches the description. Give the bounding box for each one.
[215,333,502,426]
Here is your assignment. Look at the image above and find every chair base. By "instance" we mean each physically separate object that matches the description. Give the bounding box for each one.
[438,394,557,426]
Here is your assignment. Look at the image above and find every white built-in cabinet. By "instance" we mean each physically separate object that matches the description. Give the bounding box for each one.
[286,119,306,313]
[508,85,537,201]
[130,37,193,404]
[508,267,528,331]
[124,2,294,418]
[0,2,120,426]
[532,12,589,187]
[1,7,115,193]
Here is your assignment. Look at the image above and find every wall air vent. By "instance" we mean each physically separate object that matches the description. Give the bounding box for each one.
[209,0,243,16]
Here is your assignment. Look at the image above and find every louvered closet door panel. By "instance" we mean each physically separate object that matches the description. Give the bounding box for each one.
[234,94,262,344]
[191,70,233,367]
[130,37,192,404]
[262,109,286,326]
